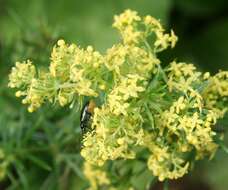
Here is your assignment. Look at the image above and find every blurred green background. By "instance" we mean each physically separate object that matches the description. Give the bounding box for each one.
[0,0,228,190]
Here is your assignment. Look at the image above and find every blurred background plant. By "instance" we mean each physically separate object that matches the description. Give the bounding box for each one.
[0,0,228,190]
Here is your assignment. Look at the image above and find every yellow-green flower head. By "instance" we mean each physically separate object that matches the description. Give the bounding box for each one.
[8,9,228,189]
[158,95,219,160]
[203,71,228,117]
[113,9,141,29]
[113,9,142,45]
[108,74,145,115]
[83,162,110,190]
[8,60,36,88]
[50,39,77,81]
[147,145,189,181]
[81,105,142,166]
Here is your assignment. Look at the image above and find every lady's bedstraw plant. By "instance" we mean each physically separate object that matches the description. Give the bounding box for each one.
[8,10,228,190]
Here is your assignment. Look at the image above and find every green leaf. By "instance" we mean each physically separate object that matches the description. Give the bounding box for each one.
[220,143,228,154]
[26,155,52,171]
[144,103,155,129]
[58,154,84,179]
[14,161,29,189]
[65,157,84,179]
[131,169,155,190]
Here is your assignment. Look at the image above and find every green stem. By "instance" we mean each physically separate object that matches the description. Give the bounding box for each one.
[163,179,169,190]
[144,103,155,129]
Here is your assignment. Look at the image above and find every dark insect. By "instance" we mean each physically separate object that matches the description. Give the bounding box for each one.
[80,100,96,133]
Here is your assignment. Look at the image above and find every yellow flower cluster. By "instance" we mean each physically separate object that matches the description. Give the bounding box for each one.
[167,61,200,92]
[144,15,178,51]
[8,9,228,189]
[9,40,108,111]
[83,162,110,190]
[203,71,228,117]
[9,61,56,112]
[105,44,160,79]
[147,144,189,181]
[8,60,36,88]
[113,9,177,50]
[167,61,228,118]
[108,74,145,115]
[158,96,218,157]
[113,9,142,45]
[81,104,142,166]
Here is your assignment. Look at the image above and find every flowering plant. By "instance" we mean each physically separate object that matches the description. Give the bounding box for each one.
[8,10,228,190]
